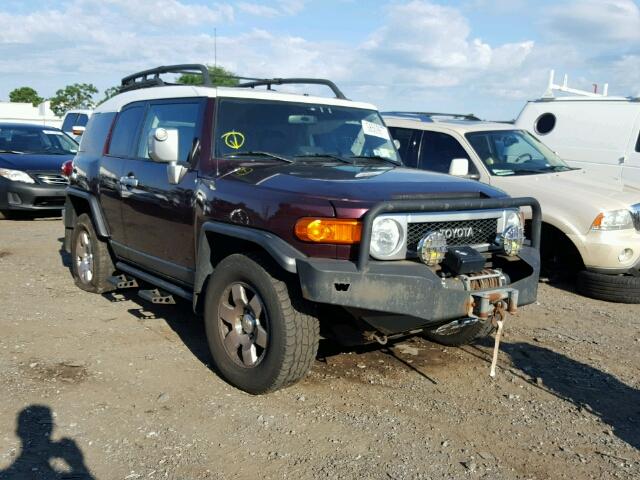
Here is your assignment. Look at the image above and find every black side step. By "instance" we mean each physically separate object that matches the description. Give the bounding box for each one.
[108,274,139,289]
[115,261,193,302]
[138,289,176,305]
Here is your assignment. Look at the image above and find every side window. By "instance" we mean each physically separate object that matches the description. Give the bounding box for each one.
[636,129,640,153]
[79,112,116,154]
[75,114,89,127]
[388,127,419,168]
[137,102,201,163]
[108,105,144,158]
[61,113,77,132]
[419,131,475,174]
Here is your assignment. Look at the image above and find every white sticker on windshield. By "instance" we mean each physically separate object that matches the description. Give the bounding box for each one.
[43,130,63,135]
[361,120,390,140]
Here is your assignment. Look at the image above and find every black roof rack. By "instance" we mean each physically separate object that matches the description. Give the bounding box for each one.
[382,111,481,122]
[120,64,347,99]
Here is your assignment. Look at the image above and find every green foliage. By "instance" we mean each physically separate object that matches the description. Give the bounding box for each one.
[49,83,99,117]
[177,65,238,87]
[98,86,120,105]
[9,87,44,107]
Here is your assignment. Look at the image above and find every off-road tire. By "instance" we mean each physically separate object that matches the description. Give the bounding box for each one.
[204,253,320,394]
[424,319,495,347]
[577,270,640,303]
[70,213,115,293]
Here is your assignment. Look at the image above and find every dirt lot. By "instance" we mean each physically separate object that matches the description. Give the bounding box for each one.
[0,216,638,479]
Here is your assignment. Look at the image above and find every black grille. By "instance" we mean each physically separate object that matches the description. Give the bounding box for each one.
[407,218,498,250]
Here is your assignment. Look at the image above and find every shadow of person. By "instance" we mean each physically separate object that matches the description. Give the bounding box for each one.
[0,405,95,479]
[501,341,640,450]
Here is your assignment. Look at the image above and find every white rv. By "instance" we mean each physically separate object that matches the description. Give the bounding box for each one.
[515,72,640,189]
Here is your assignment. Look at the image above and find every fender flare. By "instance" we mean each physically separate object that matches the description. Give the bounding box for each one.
[66,187,110,238]
[192,221,305,311]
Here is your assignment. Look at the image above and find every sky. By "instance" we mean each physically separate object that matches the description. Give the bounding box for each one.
[0,0,639,119]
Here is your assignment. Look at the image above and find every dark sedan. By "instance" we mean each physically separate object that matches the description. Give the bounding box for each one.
[0,123,78,218]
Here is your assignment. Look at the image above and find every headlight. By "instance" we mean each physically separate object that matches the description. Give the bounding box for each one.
[370,217,403,258]
[591,210,634,231]
[500,210,525,256]
[0,168,35,184]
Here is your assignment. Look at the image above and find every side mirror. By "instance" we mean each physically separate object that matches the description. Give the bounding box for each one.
[71,126,85,136]
[449,158,469,176]
[148,128,187,185]
[148,128,179,163]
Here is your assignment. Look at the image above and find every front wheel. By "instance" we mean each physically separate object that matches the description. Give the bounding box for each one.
[577,270,640,303]
[204,253,319,394]
[423,318,495,346]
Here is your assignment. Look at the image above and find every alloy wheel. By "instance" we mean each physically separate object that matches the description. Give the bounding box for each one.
[217,282,269,368]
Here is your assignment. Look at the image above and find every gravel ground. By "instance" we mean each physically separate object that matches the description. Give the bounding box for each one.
[0,216,638,479]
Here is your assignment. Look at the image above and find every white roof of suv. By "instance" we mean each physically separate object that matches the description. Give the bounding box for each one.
[96,85,378,114]
[382,115,514,134]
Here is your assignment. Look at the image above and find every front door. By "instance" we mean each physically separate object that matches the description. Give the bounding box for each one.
[120,99,205,285]
[622,112,640,189]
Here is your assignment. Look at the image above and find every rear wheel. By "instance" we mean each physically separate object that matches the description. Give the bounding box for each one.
[204,253,319,394]
[577,270,640,303]
[423,318,495,346]
[70,213,115,293]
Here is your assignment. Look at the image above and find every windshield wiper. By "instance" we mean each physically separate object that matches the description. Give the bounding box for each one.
[349,155,399,165]
[0,149,24,154]
[224,151,294,163]
[294,153,353,165]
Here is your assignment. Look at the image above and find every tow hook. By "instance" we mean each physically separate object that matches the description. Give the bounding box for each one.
[471,288,519,377]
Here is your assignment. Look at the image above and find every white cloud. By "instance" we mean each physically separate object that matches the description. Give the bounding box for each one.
[544,0,640,43]
[238,0,306,18]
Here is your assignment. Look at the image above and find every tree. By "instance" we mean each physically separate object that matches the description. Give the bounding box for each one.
[9,87,44,107]
[98,86,120,105]
[49,83,99,117]
[177,65,238,87]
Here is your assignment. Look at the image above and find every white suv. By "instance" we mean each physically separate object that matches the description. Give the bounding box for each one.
[61,109,93,140]
[384,112,640,303]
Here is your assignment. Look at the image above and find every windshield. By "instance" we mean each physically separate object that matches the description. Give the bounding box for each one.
[465,129,571,176]
[0,126,78,155]
[214,98,400,164]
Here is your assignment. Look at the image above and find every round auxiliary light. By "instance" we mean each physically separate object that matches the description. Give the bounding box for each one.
[417,231,448,266]
[501,225,525,256]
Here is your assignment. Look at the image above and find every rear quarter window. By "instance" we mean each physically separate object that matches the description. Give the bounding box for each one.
[78,112,116,154]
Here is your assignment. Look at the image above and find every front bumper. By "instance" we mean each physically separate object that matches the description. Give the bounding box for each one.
[0,177,66,211]
[297,196,542,334]
[569,229,640,275]
[297,246,540,334]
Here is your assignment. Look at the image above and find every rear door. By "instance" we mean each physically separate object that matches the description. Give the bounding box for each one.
[120,99,205,284]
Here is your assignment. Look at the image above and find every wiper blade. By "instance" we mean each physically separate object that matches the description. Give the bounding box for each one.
[349,155,399,165]
[224,151,294,163]
[294,153,353,164]
[0,149,24,154]
[511,169,547,175]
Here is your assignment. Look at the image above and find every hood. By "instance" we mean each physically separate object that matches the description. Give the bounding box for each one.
[495,169,640,209]
[0,153,74,172]
[223,163,506,202]
[494,169,640,234]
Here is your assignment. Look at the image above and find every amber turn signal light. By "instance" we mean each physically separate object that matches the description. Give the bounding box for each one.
[295,218,362,244]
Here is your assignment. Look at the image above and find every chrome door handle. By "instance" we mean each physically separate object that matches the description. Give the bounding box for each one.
[120,176,139,187]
